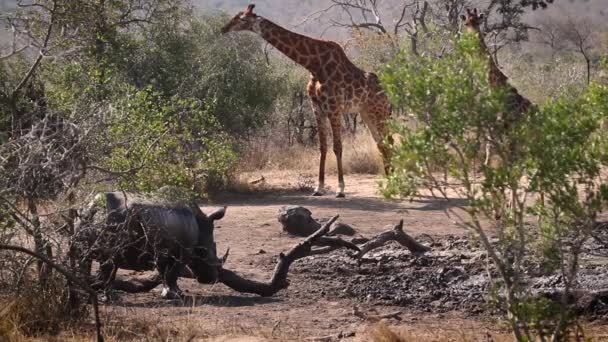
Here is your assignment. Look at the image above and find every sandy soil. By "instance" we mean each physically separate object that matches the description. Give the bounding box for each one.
[97,173,607,341]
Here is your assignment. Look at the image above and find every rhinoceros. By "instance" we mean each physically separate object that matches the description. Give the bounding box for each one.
[72,192,225,299]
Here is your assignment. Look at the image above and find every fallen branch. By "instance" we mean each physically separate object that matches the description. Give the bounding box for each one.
[218,215,340,296]
[354,219,430,259]
[314,236,360,251]
[249,176,265,185]
[105,217,431,298]
[308,245,344,256]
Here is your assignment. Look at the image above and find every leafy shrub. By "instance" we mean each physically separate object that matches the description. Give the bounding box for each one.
[381,32,608,340]
[101,87,236,193]
[116,14,280,135]
[381,33,510,196]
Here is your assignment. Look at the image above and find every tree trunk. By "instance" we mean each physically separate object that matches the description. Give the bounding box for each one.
[585,56,591,85]
[295,91,306,144]
[28,198,51,285]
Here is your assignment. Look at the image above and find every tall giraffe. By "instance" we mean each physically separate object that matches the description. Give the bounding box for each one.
[461,8,534,164]
[222,4,392,198]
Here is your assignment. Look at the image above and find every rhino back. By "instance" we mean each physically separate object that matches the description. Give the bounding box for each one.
[93,193,201,269]
[135,205,200,249]
[104,192,199,245]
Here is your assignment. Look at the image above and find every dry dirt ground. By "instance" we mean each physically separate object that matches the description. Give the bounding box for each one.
[97,172,608,341]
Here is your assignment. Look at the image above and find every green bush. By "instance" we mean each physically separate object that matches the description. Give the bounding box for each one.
[116,14,279,134]
[38,11,270,193]
[381,33,510,197]
[381,32,608,340]
[101,87,236,193]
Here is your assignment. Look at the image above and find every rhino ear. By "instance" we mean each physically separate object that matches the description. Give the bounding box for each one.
[209,206,226,221]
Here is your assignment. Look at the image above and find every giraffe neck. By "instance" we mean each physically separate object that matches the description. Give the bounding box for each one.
[467,28,533,114]
[470,29,508,87]
[253,18,327,76]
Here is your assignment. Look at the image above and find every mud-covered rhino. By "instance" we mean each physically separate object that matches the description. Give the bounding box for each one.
[72,191,225,299]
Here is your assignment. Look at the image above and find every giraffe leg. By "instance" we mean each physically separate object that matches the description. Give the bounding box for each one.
[312,113,328,196]
[329,114,345,198]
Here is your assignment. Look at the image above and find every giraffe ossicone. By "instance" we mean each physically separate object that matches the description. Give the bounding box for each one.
[222,4,393,198]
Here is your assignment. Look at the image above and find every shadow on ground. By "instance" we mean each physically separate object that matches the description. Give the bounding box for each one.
[113,292,280,308]
[208,190,468,213]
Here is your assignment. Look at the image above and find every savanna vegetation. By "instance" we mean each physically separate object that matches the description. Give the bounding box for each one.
[0,0,607,341]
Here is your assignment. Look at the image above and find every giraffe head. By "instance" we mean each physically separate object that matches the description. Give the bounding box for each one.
[461,8,484,33]
[221,4,261,34]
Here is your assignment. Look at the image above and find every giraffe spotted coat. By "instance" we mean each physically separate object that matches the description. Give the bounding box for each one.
[222,4,392,197]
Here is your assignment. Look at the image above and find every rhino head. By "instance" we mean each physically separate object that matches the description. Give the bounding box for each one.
[190,206,226,283]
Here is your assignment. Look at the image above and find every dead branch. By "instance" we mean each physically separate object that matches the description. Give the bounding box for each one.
[218,215,339,296]
[104,217,430,299]
[303,235,360,256]
[314,236,359,252]
[354,219,430,259]
[11,0,56,100]
[249,176,265,185]
[307,245,343,255]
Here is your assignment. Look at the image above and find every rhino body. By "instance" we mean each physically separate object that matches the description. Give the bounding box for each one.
[73,192,225,298]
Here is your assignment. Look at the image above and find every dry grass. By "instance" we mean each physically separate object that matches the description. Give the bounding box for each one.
[366,322,512,342]
[0,274,80,341]
[54,311,303,342]
[238,130,384,175]
[6,311,608,342]
[365,321,608,342]
[224,129,383,194]
[223,173,273,194]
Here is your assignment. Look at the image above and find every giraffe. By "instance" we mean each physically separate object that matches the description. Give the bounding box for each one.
[222,4,392,198]
[461,8,534,165]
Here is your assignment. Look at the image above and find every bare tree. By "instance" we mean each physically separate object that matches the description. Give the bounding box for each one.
[536,12,598,85]
[561,17,595,85]
[302,0,554,62]
[304,0,431,56]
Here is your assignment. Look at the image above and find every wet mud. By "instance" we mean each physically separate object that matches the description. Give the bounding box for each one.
[268,235,608,319]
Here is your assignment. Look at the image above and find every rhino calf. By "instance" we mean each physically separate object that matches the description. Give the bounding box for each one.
[72,192,225,299]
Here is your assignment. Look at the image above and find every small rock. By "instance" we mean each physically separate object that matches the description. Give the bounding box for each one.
[258,249,266,254]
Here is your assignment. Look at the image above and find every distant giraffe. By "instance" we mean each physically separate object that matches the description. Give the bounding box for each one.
[461,8,534,164]
[222,4,392,198]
